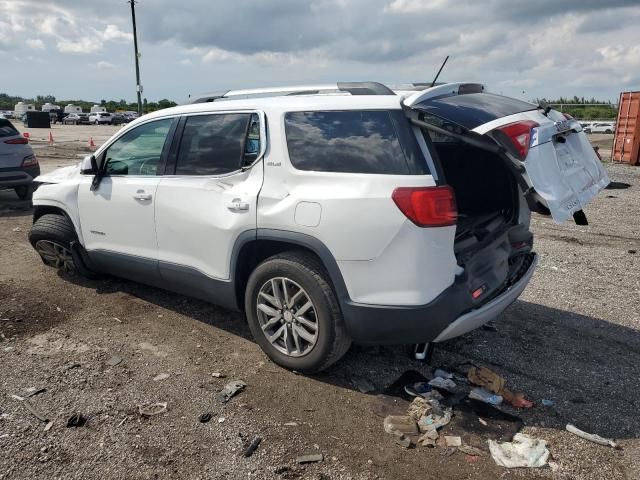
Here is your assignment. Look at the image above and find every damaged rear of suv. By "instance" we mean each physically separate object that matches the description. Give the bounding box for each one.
[29,82,608,372]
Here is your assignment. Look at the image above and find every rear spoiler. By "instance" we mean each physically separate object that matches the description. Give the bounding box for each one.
[403,82,485,108]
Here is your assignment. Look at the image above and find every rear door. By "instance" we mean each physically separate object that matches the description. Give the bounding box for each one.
[154,111,265,298]
[405,83,609,223]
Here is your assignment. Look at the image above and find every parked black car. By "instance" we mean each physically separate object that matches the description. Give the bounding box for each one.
[49,109,66,124]
[111,114,131,125]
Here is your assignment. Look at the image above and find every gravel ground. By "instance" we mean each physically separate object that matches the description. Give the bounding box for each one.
[0,130,639,479]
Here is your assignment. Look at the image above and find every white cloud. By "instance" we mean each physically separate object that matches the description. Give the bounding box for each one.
[57,37,102,54]
[26,38,45,50]
[179,58,192,65]
[103,24,132,42]
[201,47,239,63]
[94,60,115,70]
[385,0,449,13]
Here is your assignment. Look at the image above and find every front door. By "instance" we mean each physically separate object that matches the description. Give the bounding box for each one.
[77,117,174,281]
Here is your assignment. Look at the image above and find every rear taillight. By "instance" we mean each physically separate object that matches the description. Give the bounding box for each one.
[392,186,457,227]
[4,137,28,144]
[21,155,38,167]
[496,120,539,160]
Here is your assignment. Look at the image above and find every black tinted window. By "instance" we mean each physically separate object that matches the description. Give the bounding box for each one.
[284,110,427,174]
[176,113,251,176]
[0,119,19,137]
[414,93,537,130]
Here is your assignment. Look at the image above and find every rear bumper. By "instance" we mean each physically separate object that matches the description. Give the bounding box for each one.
[0,165,40,188]
[341,252,537,344]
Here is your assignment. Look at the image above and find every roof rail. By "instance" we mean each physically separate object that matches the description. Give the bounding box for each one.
[188,81,395,103]
[336,82,395,96]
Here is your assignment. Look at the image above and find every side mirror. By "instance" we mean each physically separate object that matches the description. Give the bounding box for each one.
[80,155,98,175]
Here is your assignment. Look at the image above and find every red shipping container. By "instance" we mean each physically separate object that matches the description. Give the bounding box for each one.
[612,91,640,166]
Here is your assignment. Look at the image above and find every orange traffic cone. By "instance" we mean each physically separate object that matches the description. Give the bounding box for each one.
[88,137,96,149]
[48,131,54,146]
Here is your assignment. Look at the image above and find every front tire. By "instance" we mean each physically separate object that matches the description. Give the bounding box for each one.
[244,252,351,373]
[29,214,78,273]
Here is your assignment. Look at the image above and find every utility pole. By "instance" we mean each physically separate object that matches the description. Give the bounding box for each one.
[128,0,143,116]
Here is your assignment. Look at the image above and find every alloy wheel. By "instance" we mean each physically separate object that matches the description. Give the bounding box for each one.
[34,240,75,272]
[256,277,319,357]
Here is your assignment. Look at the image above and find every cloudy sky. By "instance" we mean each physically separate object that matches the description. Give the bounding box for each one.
[1,0,638,103]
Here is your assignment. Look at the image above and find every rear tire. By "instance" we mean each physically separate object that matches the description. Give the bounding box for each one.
[14,185,33,200]
[244,251,351,373]
[29,214,78,273]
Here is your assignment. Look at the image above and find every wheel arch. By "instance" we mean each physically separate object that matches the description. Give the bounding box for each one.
[32,203,84,245]
[232,229,349,312]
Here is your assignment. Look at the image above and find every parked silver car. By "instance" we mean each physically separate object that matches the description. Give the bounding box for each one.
[0,118,39,199]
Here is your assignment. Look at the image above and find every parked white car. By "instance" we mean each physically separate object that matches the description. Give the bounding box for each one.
[89,112,113,125]
[584,122,615,134]
[28,82,609,372]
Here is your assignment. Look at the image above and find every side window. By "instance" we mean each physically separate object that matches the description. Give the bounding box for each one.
[0,119,19,137]
[104,118,173,176]
[243,113,261,165]
[284,110,428,174]
[174,113,253,176]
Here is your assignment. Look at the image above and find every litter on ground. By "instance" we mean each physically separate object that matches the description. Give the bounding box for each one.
[488,433,549,468]
[566,424,618,448]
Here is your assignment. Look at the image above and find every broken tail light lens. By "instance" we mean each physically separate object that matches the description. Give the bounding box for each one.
[392,186,457,227]
[496,121,539,160]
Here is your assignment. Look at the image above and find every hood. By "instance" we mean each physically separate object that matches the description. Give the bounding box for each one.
[34,163,81,184]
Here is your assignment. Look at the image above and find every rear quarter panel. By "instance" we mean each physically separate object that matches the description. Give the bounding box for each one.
[257,109,457,306]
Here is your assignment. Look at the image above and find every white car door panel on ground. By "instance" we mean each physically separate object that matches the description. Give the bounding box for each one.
[155,111,265,281]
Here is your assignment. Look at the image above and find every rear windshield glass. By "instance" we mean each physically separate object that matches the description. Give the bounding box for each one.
[413,93,537,130]
[0,119,19,137]
[284,110,428,175]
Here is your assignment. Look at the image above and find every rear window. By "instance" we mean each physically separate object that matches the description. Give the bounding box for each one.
[413,93,537,130]
[0,119,19,138]
[284,110,428,175]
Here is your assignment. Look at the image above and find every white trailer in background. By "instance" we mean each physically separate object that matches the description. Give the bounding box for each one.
[41,103,61,112]
[14,102,35,115]
[64,104,83,114]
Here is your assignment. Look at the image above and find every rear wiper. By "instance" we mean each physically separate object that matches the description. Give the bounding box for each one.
[536,101,551,116]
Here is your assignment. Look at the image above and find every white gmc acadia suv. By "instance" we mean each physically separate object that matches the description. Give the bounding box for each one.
[28,82,609,372]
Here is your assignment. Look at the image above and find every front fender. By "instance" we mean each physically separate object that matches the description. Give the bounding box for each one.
[33,183,83,245]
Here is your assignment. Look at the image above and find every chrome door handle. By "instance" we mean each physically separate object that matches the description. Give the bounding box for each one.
[133,193,152,201]
[228,198,250,212]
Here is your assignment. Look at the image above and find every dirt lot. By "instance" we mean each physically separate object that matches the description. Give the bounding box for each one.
[1,126,639,479]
